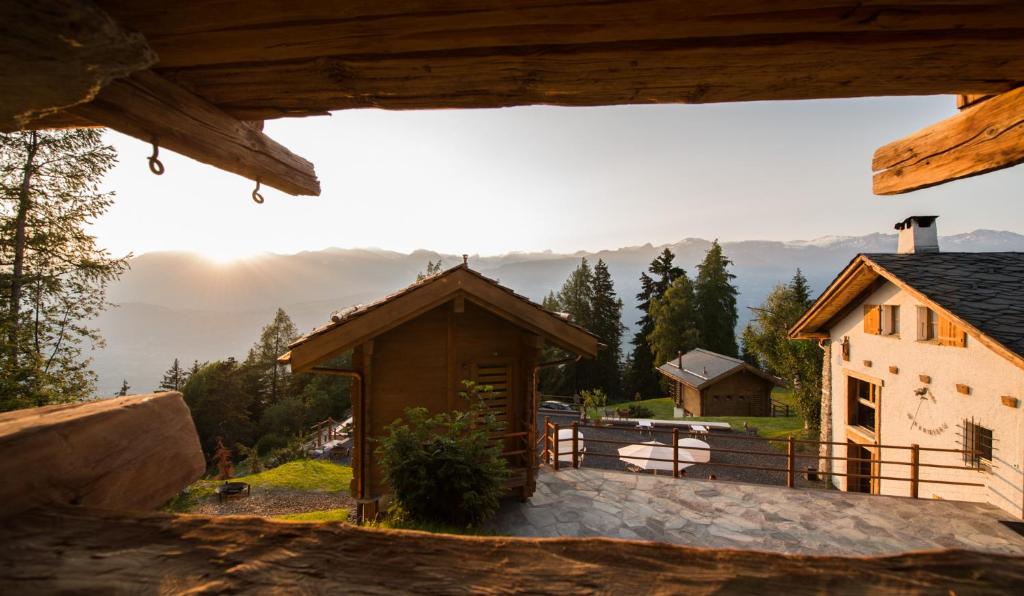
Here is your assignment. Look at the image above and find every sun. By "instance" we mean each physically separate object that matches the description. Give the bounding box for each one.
[199,247,259,264]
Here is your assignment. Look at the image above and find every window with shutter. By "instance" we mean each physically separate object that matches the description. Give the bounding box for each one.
[916,306,934,341]
[936,314,967,347]
[862,305,881,334]
[880,305,899,335]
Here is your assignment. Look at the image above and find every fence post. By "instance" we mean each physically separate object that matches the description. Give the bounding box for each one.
[552,423,560,471]
[672,427,679,478]
[786,435,795,488]
[910,443,920,498]
[571,422,579,469]
[543,416,551,464]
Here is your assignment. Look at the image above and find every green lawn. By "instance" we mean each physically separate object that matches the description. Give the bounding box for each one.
[273,508,350,522]
[164,460,352,512]
[592,388,806,441]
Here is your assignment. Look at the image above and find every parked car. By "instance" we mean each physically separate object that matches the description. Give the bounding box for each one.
[540,400,578,412]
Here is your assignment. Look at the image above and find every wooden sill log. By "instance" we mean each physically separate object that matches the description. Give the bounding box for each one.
[0,392,205,518]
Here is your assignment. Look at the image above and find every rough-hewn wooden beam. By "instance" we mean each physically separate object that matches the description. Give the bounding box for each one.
[3,507,1024,593]
[70,71,321,196]
[873,86,1024,195]
[0,392,204,518]
[159,32,1024,120]
[0,0,155,131]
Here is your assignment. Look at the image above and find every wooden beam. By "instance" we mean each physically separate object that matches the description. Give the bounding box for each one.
[69,70,321,196]
[0,0,155,131]
[873,86,1024,195]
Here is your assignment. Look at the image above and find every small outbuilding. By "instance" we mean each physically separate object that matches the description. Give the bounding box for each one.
[279,264,598,518]
[657,349,782,417]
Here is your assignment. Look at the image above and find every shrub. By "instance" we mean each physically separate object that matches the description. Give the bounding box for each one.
[627,404,655,418]
[581,388,607,422]
[376,381,507,527]
[256,433,288,455]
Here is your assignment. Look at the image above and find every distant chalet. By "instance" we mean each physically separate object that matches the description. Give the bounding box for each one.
[657,348,782,417]
[279,264,598,519]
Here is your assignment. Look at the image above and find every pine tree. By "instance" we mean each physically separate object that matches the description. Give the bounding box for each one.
[542,258,596,396]
[159,358,187,392]
[116,379,130,396]
[742,271,821,429]
[694,240,739,356]
[416,259,444,281]
[647,274,700,365]
[589,260,626,399]
[244,308,299,410]
[625,248,684,398]
[0,130,126,412]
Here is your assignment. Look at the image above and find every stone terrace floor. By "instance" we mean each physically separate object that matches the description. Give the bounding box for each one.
[488,467,1024,556]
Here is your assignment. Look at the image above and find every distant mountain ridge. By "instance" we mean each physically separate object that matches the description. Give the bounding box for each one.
[94,229,1024,395]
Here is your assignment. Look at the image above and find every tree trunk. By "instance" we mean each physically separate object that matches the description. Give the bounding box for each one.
[8,132,38,366]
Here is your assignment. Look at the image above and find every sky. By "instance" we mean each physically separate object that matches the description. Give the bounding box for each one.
[92,96,1024,262]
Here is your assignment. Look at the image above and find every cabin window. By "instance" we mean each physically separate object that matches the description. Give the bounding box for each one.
[881,305,899,336]
[917,306,966,347]
[847,376,879,434]
[963,419,993,468]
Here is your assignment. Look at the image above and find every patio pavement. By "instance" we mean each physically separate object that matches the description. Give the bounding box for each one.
[488,467,1024,556]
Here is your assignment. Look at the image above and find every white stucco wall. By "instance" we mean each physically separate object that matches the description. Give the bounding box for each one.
[827,282,1024,519]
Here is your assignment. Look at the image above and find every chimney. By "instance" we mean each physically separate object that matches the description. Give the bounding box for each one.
[895,216,939,254]
[677,351,683,368]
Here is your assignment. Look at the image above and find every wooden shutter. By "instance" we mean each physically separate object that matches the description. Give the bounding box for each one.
[916,306,930,340]
[936,314,967,347]
[473,361,512,431]
[862,305,881,334]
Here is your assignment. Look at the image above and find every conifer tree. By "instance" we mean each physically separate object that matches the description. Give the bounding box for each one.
[625,248,684,398]
[544,258,596,396]
[116,379,130,396]
[694,240,739,356]
[589,260,625,399]
[648,274,700,365]
[244,308,298,409]
[159,358,187,392]
[0,129,126,411]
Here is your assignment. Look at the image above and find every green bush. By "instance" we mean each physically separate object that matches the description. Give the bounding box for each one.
[627,403,655,418]
[376,382,507,527]
[256,433,288,455]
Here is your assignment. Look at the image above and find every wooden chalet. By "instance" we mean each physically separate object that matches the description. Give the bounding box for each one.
[279,264,598,516]
[657,349,782,417]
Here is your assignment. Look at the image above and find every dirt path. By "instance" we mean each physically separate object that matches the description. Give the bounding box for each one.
[190,488,353,517]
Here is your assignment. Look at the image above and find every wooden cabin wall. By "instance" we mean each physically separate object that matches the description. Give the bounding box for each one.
[679,384,702,417]
[701,371,773,417]
[363,300,537,500]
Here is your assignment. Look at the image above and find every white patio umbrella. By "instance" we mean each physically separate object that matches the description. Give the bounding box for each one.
[677,437,711,464]
[556,427,584,464]
[618,441,689,472]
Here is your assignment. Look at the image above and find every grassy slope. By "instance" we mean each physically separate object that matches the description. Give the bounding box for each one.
[165,460,353,512]
[274,508,350,522]
[596,388,806,440]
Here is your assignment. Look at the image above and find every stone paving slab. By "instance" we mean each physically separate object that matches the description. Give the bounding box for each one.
[488,467,1024,556]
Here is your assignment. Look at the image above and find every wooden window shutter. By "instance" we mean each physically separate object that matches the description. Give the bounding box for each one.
[916,306,930,340]
[862,305,881,335]
[936,314,967,347]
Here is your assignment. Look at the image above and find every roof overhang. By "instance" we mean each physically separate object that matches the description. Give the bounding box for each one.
[789,255,1024,372]
[282,266,599,373]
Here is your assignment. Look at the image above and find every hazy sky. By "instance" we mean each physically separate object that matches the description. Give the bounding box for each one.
[92,96,1024,261]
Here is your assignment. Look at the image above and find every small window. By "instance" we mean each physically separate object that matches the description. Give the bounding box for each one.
[881,305,899,336]
[963,420,993,467]
[847,376,879,434]
[917,306,937,341]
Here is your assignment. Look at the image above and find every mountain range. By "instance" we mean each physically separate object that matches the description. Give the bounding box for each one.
[92,229,1024,395]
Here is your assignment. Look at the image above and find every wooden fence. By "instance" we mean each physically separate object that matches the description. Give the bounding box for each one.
[540,419,985,498]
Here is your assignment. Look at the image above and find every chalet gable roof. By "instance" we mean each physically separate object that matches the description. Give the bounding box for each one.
[656,348,781,390]
[789,252,1024,370]
[280,264,599,372]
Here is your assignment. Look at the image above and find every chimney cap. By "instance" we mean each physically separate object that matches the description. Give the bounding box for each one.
[895,215,938,230]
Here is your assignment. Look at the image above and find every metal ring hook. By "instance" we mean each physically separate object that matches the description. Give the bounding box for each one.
[251,180,264,204]
[148,139,164,175]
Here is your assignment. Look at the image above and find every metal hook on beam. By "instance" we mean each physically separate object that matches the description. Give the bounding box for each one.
[147,138,164,175]
[251,179,264,204]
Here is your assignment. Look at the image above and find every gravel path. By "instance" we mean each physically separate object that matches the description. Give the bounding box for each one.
[190,488,353,517]
[538,413,826,489]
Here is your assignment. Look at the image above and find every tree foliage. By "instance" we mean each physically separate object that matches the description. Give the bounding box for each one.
[625,249,684,399]
[159,357,187,392]
[416,259,444,281]
[695,240,739,357]
[0,130,126,411]
[742,270,821,429]
[647,274,700,366]
[244,307,298,413]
